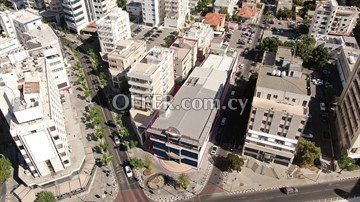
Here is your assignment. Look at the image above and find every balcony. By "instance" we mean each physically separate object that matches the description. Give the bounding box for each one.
[128,79,152,88]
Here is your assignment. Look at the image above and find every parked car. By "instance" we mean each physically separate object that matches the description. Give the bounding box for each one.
[211,145,218,155]
[301,133,313,139]
[240,63,245,68]
[220,117,227,126]
[113,135,120,145]
[320,102,326,111]
[281,187,299,194]
[124,166,133,178]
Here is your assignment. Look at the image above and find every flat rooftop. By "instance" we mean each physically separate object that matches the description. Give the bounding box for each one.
[109,39,145,59]
[170,38,196,61]
[257,66,308,95]
[25,24,58,47]
[201,54,235,72]
[13,9,41,24]
[149,67,227,147]
[276,46,293,61]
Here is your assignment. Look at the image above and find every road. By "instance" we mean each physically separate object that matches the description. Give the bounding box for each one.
[188,177,360,202]
[61,34,148,201]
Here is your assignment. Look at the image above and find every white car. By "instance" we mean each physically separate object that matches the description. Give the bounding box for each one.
[211,145,218,155]
[240,63,245,68]
[220,117,227,126]
[320,102,326,111]
[113,136,120,145]
[301,133,313,139]
[124,166,133,178]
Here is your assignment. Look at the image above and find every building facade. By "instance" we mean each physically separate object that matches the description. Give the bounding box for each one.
[309,0,360,36]
[142,0,164,26]
[92,0,117,19]
[242,49,311,167]
[127,46,175,111]
[96,8,131,56]
[107,39,147,89]
[62,0,90,33]
[184,22,214,60]
[164,0,189,28]
[335,59,360,158]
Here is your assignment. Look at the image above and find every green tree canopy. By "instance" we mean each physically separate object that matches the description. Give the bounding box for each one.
[117,0,126,8]
[129,157,144,169]
[311,45,332,68]
[35,191,56,202]
[178,173,190,189]
[339,156,357,171]
[227,153,244,172]
[0,156,12,182]
[295,35,316,62]
[259,37,282,52]
[102,152,113,166]
[277,8,294,19]
[296,139,321,167]
[144,154,154,173]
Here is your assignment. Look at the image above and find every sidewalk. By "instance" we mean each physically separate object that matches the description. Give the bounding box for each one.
[127,142,215,202]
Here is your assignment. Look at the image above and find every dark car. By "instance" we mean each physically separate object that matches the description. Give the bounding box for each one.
[281,187,298,194]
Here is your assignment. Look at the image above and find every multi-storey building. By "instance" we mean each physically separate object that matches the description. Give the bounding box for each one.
[142,0,164,26]
[146,52,237,167]
[309,0,360,36]
[92,0,117,19]
[0,36,22,57]
[23,0,45,10]
[0,11,17,38]
[335,59,360,159]
[62,0,90,33]
[164,0,189,28]
[0,51,71,178]
[170,37,197,82]
[96,8,131,57]
[127,46,175,111]
[184,22,214,60]
[107,39,147,89]
[315,34,360,87]
[242,48,311,167]
[0,9,70,91]
[127,2,142,20]
[214,0,238,15]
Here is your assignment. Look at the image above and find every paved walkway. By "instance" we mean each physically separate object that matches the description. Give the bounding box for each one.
[127,142,215,202]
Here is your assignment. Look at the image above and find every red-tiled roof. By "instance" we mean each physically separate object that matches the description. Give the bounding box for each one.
[237,8,257,19]
[204,13,225,27]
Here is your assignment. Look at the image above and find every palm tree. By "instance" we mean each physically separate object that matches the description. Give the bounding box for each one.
[102,152,113,166]
[95,128,105,141]
[100,142,109,153]
[120,127,130,137]
[115,114,123,126]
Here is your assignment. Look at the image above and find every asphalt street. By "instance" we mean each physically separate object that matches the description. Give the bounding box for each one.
[190,178,360,202]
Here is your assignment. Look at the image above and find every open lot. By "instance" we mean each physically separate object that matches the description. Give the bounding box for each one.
[131,26,175,50]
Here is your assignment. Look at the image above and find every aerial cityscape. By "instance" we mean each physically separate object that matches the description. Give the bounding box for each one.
[0,0,360,201]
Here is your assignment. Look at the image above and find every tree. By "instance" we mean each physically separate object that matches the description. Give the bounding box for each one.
[295,35,316,62]
[117,0,126,8]
[339,156,357,172]
[0,156,12,182]
[115,114,123,126]
[277,8,294,19]
[73,50,79,57]
[293,0,304,6]
[283,41,296,49]
[99,72,108,88]
[129,140,138,149]
[144,154,153,173]
[227,153,244,172]
[95,128,105,140]
[35,191,56,202]
[120,127,130,137]
[296,24,309,35]
[311,45,332,69]
[295,139,321,167]
[100,142,109,153]
[89,107,100,119]
[218,8,230,21]
[102,152,113,166]
[84,89,91,100]
[259,37,282,52]
[178,173,190,189]
[129,157,144,169]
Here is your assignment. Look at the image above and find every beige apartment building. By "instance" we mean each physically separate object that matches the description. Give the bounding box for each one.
[164,0,189,28]
[335,59,360,159]
[310,0,360,36]
[127,46,175,111]
[243,48,311,167]
[170,37,198,82]
[107,39,147,89]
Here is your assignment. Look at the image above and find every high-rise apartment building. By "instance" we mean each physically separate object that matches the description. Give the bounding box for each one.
[309,0,360,36]
[62,0,90,33]
[184,22,214,59]
[96,8,131,57]
[92,0,117,19]
[0,50,71,178]
[142,0,164,26]
[335,59,360,158]
[164,0,189,28]
[242,47,311,167]
[107,39,147,89]
[127,46,175,111]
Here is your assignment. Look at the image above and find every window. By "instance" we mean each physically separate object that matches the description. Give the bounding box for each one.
[256,92,261,98]
[292,98,296,102]
[273,95,278,99]
[285,97,289,101]
[302,100,307,107]
[267,94,271,100]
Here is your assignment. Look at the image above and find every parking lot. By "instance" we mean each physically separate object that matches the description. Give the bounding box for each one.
[131,25,176,50]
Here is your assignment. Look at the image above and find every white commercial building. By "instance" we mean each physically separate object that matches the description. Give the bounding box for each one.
[164,0,189,28]
[184,22,214,60]
[243,48,311,167]
[127,46,175,111]
[0,51,71,178]
[96,8,131,57]
[310,0,360,36]
[107,39,147,89]
[214,0,238,15]
[0,36,22,57]
[62,0,90,33]
[92,0,117,19]
[142,0,165,26]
